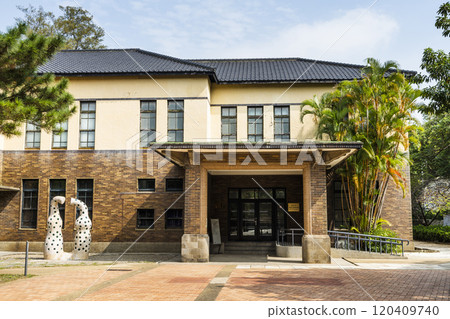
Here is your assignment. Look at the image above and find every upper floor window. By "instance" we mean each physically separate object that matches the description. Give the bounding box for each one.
[49,179,66,228]
[52,121,68,149]
[76,179,93,220]
[21,179,39,229]
[80,101,96,148]
[138,178,155,192]
[274,106,290,141]
[248,106,263,142]
[221,107,237,142]
[140,101,156,147]
[168,100,184,142]
[25,122,41,149]
[166,178,183,192]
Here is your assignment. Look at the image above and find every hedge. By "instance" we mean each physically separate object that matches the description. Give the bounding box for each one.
[413,225,450,243]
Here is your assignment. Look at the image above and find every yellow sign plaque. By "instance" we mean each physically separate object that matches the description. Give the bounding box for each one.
[288,203,300,212]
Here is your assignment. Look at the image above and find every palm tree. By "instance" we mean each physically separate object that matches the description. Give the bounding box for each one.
[301,58,420,233]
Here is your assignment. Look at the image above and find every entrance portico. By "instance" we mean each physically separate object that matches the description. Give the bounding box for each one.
[157,142,362,263]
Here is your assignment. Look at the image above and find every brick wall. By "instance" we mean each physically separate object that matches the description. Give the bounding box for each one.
[0,150,185,243]
[381,166,414,242]
[303,163,328,235]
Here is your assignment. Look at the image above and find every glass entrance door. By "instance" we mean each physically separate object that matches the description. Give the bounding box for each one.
[228,188,285,241]
[258,201,273,238]
[242,201,257,239]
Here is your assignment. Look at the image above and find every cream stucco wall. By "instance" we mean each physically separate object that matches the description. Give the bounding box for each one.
[1,76,335,151]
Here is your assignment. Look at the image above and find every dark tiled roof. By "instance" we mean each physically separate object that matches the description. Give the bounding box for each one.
[189,58,365,83]
[38,49,216,76]
[38,49,415,84]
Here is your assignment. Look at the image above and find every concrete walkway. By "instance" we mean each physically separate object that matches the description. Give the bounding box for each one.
[0,242,449,301]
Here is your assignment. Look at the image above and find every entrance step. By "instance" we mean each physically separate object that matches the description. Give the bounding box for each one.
[224,241,276,255]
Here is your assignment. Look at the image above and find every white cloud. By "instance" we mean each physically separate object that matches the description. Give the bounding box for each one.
[223,8,400,63]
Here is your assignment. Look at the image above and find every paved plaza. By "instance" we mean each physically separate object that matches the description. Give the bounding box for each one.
[0,241,449,301]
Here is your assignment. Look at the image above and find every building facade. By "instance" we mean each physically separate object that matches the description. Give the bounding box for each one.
[0,49,414,262]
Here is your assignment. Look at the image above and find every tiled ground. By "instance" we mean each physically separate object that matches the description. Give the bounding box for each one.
[216,268,450,301]
[0,263,448,301]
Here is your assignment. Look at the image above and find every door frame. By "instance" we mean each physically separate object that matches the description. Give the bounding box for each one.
[227,188,286,241]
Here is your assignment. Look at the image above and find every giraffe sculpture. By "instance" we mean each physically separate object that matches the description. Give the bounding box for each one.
[70,198,92,260]
[44,196,66,260]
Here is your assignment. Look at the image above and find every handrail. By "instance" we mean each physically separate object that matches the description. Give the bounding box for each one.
[328,230,410,256]
[276,229,410,256]
[277,228,304,246]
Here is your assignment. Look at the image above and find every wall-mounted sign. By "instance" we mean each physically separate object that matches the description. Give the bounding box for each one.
[288,203,300,212]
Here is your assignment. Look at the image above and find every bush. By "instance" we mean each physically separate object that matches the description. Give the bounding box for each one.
[413,225,450,242]
[363,228,402,254]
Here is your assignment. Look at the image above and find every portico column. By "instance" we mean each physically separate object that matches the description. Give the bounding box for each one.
[302,162,331,263]
[181,163,209,262]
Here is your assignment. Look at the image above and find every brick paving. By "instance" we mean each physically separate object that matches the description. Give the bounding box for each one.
[216,268,450,301]
[0,263,448,301]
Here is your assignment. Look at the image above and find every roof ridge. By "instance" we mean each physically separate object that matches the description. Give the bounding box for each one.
[189,57,366,69]
[59,48,216,72]
[135,49,216,71]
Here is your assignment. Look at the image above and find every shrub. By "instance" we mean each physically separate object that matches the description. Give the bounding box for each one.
[364,227,402,254]
[413,225,450,242]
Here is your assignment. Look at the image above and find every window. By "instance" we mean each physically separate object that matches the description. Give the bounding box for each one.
[25,122,41,149]
[49,179,66,228]
[138,179,155,192]
[21,179,39,228]
[80,101,96,148]
[52,121,68,148]
[221,107,237,142]
[76,179,93,220]
[333,181,349,228]
[168,100,184,142]
[166,178,183,192]
[136,209,154,229]
[274,106,290,141]
[140,101,156,147]
[165,209,183,229]
[248,106,263,142]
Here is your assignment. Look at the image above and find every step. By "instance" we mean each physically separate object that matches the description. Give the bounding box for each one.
[224,241,276,255]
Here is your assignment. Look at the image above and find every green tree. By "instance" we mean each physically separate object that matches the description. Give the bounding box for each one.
[415,2,450,114]
[0,23,75,137]
[17,5,106,50]
[410,112,450,225]
[301,59,420,233]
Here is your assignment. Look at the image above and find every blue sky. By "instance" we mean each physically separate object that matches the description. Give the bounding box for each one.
[1,0,449,72]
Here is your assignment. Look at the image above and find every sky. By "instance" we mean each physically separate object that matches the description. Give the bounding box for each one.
[1,0,449,73]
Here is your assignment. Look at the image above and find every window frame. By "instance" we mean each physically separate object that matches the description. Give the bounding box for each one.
[138,178,156,192]
[165,209,183,229]
[25,122,41,149]
[76,179,94,221]
[167,100,184,142]
[79,101,96,149]
[20,179,39,229]
[221,106,237,142]
[49,179,66,229]
[274,105,290,141]
[136,209,155,230]
[165,178,184,192]
[247,106,264,142]
[140,100,157,147]
[52,121,68,149]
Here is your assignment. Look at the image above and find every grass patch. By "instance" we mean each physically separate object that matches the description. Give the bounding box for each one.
[0,274,35,284]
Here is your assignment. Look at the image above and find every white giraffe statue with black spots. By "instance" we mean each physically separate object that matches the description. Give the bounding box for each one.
[70,198,92,260]
[44,196,67,260]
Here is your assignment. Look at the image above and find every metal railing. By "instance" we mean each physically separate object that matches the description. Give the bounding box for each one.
[328,230,410,256]
[277,228,304,246]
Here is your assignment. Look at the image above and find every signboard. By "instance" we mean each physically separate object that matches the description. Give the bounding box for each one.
[210,219,221,245]
[288,203,300,212]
